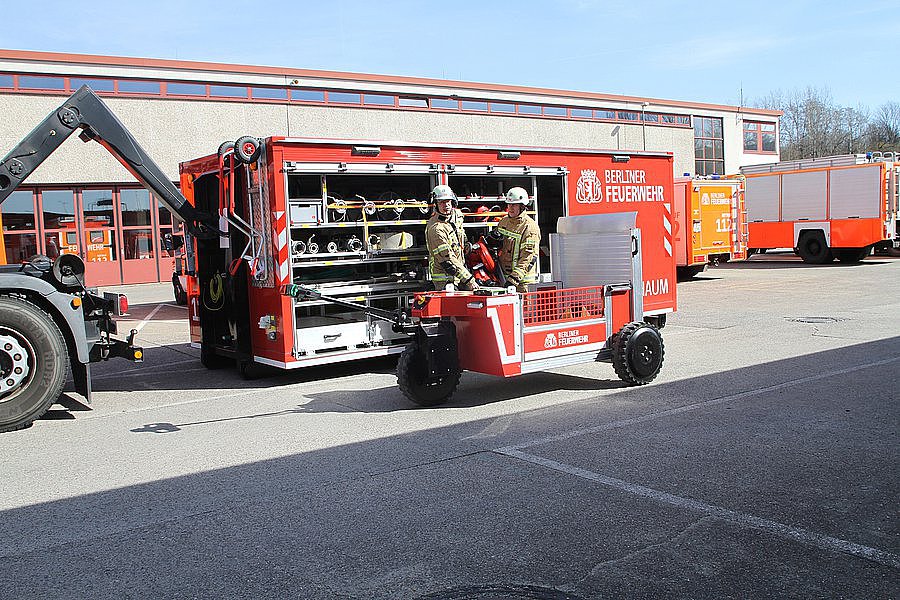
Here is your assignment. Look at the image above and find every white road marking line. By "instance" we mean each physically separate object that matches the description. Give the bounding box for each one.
[499,355,900,453]
[497,448,900,569]
[462,416,514,440]
[133,304,165,333]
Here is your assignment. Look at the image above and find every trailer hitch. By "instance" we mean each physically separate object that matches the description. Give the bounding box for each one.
[282,283,414,333]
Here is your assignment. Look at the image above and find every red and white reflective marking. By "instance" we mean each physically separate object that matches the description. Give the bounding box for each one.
[662,202,673,256]
[273,211,289,283]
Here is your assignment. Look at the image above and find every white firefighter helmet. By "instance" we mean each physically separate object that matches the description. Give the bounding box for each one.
[505,187,531,206]
[430,184,457,205]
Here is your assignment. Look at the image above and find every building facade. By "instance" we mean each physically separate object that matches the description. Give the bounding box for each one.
[0,49,781,285]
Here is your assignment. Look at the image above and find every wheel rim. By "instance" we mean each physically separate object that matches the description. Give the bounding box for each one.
[0,330,34,401]
[628,329,662,378]
[242,142,256,156]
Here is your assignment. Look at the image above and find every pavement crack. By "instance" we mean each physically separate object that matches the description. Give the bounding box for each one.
[574,515,714,584]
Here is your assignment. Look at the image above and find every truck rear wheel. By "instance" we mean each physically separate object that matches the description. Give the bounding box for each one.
[797,232,833,264]
[834,246,871,263]
[397,342,461,406]
[611,322,664,386]
[0,296,68,433]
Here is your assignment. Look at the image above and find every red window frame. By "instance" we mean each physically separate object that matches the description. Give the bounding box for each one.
[743,121,778,154]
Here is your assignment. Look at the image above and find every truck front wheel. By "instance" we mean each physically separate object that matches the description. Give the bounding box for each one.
[397,342,461,406]
[611,322,664,386]
[0,296,68,433]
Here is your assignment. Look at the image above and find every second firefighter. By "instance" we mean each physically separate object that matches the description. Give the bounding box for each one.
[425,184,475,291]
[493,186,541,293]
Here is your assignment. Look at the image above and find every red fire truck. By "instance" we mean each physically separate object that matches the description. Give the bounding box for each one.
[672,177,747,278]
[741,154,900,263]
[179,138,677,376]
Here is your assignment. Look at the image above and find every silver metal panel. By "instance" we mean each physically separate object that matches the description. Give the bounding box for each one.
[550,231,633,288]
[551,212,636,288]
[830,165,881,219]
[745,175,780,222]
[741,154,866,174]
[782,171,827,221]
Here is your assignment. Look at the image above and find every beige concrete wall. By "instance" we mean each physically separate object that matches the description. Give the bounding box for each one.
[0,95,698,185]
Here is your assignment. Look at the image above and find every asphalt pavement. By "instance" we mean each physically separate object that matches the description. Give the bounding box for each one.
[1,251,898,599]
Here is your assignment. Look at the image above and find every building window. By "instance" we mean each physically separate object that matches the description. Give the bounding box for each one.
[398,97,427,108]
[251,87,288,100]
[594,109,616,120]
[18,75,65,90]
[167,82,207,96]
[210,84,247,98]
[743,121,777,153]
[517,104,541,115]
[291,89,325,102]
[328,91,361,104]
[430,98,459,110]
[489,102,515,114]
[543,106,567,117]
[460,100,488,112]
[363,94,395,106]
[71,77,115,92]
[694,116,724,175]
[118,80,161,94]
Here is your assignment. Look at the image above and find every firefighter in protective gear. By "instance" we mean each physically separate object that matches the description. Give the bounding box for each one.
[495,186,541,293]
[425,185,475,290]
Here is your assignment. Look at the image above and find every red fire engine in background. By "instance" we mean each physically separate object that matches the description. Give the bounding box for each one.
[740,154,900,263]
[178,138,677,382]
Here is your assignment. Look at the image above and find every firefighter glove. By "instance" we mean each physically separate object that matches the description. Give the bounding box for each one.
[440,260,458,276]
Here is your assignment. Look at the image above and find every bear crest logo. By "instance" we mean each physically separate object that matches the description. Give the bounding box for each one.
[576,169,603,204]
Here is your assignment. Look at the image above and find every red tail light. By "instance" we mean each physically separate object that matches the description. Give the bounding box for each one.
[119,295,129,315]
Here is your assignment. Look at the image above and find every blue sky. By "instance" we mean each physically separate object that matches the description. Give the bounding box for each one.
[5,0,898,109]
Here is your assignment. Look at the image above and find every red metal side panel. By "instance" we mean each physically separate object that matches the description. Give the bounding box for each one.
[748,221,795,249]
[566,155,677,314]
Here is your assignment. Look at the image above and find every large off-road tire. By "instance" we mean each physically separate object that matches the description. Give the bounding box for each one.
[233,136,261,164]
[200,345,231,370]
[0,296,68,433]
[796,232,833,264]
[676,265,705,281]
[834,246,871,263]
[397,342,461,406]
[611,322,664,386]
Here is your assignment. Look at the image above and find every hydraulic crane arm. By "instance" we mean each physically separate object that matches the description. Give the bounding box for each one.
[0,85,220,238]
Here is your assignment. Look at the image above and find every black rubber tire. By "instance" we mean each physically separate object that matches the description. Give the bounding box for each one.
[611,322,664,386]
[397,342,461,406]
[834,246,871,263]
[217,141,235,157]
[200,345,231,370]
[796,232,833,264]
[0,296,68,433]
[233,136,261,164]
[172,275,187,306]
[676,265,705,281]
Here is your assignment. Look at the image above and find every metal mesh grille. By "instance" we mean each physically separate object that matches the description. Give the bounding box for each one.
[522,286,604,326]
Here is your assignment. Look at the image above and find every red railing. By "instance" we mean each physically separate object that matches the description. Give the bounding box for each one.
[522,286,605,326]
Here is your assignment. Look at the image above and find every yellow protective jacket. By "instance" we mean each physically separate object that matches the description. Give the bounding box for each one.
[425,208,473,288]
[496,213,540,290]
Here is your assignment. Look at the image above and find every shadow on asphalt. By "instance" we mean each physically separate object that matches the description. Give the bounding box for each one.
[5,336,899,598]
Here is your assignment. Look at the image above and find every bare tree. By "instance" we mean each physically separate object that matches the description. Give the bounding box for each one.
[867,101,900,151]
[753,87,897,159]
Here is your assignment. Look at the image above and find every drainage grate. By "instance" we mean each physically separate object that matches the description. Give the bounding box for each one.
[785,316,846,324]
[415,585,584,600]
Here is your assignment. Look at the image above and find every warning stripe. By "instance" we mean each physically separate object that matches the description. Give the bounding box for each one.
[274,211,289,283]
[662,202,673,257]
